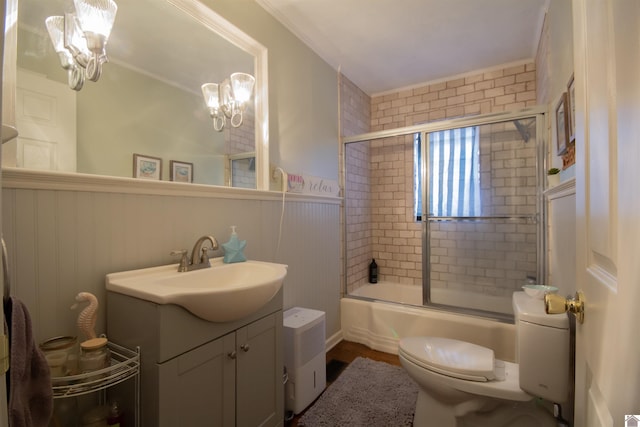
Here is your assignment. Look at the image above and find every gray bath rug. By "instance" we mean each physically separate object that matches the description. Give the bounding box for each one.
[298,357,419,426]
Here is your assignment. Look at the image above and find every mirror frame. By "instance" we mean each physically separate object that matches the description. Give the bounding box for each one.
[2,0,270,191]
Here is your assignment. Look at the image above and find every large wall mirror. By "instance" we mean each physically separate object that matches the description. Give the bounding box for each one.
[2,0,268,189]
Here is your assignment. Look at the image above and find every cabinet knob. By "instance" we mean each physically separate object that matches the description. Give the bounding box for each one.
[240,344,250,352]
[227,351,237,359]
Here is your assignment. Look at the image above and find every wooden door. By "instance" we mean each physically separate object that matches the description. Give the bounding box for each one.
[572,0,640,425]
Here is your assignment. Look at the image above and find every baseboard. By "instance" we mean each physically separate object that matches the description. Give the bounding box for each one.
[342,326,400,355]
[325,330,343,352]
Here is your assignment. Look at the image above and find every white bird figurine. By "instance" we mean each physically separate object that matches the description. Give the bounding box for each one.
[71,292,99,340]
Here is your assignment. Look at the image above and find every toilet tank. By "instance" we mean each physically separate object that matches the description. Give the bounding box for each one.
[512,292,570,403]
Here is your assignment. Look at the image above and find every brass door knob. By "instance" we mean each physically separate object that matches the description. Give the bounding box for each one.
[544,291,584,323]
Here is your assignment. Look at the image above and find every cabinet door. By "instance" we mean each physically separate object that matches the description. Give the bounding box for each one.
[236,312,283,427]
[158,333,236,427]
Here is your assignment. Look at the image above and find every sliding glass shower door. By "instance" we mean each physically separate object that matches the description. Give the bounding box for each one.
[343,109,546,320]
[419,116,542,317]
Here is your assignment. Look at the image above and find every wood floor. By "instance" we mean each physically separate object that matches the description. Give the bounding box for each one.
[325,340,401,367]
[286,340,400,426]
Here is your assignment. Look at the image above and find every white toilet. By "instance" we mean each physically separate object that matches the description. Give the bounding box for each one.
[399,292,569,427]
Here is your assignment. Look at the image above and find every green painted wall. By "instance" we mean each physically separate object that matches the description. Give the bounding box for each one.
[204,0,340,181]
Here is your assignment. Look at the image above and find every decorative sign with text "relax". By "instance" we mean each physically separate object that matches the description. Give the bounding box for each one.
[287,174,340,197]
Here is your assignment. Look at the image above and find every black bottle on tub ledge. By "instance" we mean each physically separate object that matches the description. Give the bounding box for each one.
[369,259,378,284]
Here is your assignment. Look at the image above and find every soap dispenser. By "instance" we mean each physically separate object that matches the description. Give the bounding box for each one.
[222,225,247,263]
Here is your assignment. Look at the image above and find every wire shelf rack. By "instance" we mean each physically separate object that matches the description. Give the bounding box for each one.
[50,341,140,399]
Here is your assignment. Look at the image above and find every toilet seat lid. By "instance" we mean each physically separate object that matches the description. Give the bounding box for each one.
[399,337,496,382]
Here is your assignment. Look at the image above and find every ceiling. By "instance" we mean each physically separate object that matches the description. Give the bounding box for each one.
[257,0,549,95]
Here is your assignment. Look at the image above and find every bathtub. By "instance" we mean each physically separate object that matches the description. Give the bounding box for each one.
[349,281,514,313]
[342,282,516,362]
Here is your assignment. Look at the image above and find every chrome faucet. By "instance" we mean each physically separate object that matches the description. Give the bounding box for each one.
[190,235,218,269]
[171,235,219,272]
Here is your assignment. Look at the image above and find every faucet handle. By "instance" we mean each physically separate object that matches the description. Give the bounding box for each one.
[170,249,189,272]
[199,246,214,264]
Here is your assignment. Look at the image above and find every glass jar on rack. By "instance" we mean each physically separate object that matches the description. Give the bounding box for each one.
[40,335,78,376]
[79,337,111,374]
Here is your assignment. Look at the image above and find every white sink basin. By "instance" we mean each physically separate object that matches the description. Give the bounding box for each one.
[106,258,287,322]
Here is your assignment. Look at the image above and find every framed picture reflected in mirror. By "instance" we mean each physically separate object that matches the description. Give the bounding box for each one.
[170,160,194,183]
[133,154,162,180]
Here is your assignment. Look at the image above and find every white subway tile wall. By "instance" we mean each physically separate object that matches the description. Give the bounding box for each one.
[344,63,538,299]
[341,75,373,293]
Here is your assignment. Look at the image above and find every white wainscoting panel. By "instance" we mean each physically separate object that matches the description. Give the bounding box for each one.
[545,178,576,297]
[2,184,341,344]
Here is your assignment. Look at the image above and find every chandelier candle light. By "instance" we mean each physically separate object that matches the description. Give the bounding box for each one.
[45,0,118,91]
[201,72,256,131]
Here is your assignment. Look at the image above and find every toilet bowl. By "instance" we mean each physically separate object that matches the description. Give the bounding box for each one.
[399,292,569,427]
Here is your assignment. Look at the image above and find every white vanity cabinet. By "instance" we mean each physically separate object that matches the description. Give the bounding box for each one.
[106,289,283,427]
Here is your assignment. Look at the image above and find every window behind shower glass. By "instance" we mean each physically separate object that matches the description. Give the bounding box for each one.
[414,126,480,221]
[414,120,538,316]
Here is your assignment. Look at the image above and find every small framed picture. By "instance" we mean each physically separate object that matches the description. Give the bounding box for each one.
[133,154,162,180]
[555,93,569,156]
[170,160,194,183]
[567,74,576,143]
